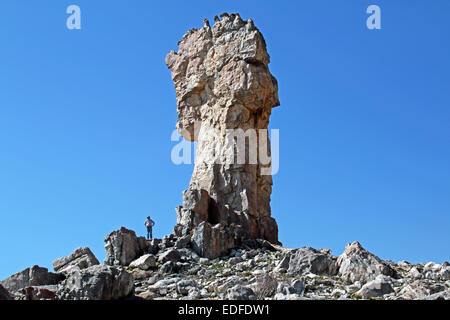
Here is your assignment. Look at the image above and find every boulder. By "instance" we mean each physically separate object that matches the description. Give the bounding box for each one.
[148,239,162,255]
[276,282,296,295]
[18,285,58,300]
[178,248,200,262]
[158,249,181,264]
[337,241,397,284]
[0,265,63,293]
[275,279,304,296]
[356,275,394,298]
[129,254,156,270]
[57,265,134,300]
[408,266,423,280]
[0,284,12,300]
[160,235,175,250]
[104,227,148,266]
[228,257,244,266]
[176,279,197,295]
[287,247,337,276]
[53,247,99,274]
[175,234,192,249]
[292,279,305,295]
[274,254,290,273]
[226,285,255,300]
[160,261,177,274]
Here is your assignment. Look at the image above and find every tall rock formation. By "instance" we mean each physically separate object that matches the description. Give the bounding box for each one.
[166,13,280,258]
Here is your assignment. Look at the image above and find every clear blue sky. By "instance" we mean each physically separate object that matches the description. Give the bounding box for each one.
[1,1,449,279]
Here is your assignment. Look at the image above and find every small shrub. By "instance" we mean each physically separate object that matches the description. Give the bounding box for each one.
[253,274,278,300]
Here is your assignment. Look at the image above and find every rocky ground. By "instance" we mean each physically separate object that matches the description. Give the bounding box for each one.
[1,227,449,300]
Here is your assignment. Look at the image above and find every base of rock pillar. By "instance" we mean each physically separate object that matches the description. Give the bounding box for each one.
[191,222,246,259]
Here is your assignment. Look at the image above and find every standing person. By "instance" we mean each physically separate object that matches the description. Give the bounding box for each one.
[145,216,155,240]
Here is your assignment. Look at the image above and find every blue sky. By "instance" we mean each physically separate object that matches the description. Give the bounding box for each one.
[1,1,449,279]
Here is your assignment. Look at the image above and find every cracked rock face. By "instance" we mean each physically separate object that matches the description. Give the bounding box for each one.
[166,13,280,258]
[104,227,149,266]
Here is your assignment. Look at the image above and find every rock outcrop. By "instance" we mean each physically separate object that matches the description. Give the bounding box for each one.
[104,227,148,266]
[336,241,397,284]
[0,265,63,293]
[1,225,448,300]
[166,13,280,258]
[53,247,99,274]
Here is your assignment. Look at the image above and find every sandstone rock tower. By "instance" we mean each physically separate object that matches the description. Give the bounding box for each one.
[166,13,280,258]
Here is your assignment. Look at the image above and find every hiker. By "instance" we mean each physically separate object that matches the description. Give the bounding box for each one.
[144,216,155,240]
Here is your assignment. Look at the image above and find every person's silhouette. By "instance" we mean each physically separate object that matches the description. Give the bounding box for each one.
[144,216,155,240]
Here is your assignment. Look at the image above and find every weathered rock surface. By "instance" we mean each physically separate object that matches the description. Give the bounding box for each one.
[129,254,157,270]
[0,284,12,300]
[57,265,134,300]
[167,13,280,258]
[104,227,148,266]
[53,247,99,274]
[337,241,397,284]
[0,265,63,293]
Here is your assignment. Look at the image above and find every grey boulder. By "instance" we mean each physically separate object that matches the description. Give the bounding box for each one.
[129,254,156,270]
[53,247,99,274]
[0,265,63,293]
[337,241,397,284]
[356,275,394,298]
[160,261,177,274]
[175,234,192,249]
[176,279,197,295]
[104,227,148,266]
[147,239,162,255]
[158,249,181,264]
[287,247,337,276]
[57,264,134,300]
[226,285,255,300]
[292,278,305,295]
